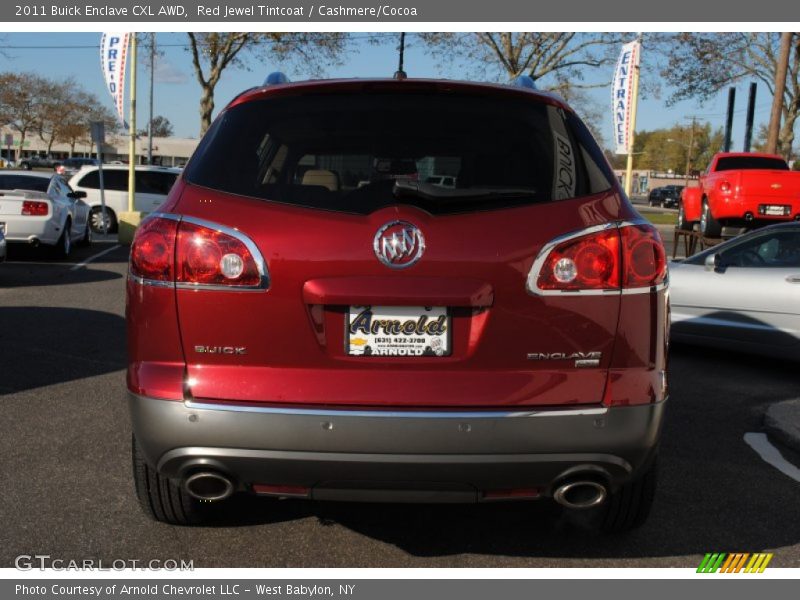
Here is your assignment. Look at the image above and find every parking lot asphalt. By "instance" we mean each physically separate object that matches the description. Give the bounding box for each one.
[1,240,799,568]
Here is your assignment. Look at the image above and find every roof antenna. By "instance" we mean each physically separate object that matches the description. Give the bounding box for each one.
[394,32,407,80]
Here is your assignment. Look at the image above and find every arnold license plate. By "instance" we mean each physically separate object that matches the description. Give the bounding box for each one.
[347,306,450,357]
[762,204,789,216]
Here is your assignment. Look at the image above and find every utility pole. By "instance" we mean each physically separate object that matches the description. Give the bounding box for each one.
[684,117,697,188]
[147,32,154,165]
[128,32,137,212]
[766,32,793,155]
[743,82,758,152]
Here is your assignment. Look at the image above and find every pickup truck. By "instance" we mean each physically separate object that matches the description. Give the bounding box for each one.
[678,152,800,237]
[18,155,62,171]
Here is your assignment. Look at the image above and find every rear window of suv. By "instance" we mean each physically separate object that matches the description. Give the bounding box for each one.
[185,93,614,215]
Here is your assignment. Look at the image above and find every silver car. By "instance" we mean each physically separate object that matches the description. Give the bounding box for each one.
[669,222,800,359]
[0,171,91,257]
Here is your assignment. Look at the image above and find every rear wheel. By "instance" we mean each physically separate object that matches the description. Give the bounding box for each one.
[700,201,722,238]
[77,220,92,247]
[677,204,693,231]
[89,206,117,234]
[132,435,205,525]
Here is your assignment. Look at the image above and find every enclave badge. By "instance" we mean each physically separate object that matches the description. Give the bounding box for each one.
[373,221,425,269]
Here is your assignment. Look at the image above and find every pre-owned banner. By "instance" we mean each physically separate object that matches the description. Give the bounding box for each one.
[612,40,641,155]
[99,32,129,125]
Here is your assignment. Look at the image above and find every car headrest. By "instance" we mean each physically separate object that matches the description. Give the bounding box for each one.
[302,169,339,192]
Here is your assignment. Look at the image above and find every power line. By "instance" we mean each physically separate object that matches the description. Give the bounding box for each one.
[0,33,396,51]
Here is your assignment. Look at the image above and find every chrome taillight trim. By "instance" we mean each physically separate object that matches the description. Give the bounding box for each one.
[525,218,668,297]
[128,212,270,292]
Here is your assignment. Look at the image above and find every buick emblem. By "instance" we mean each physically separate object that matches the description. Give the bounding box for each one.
[373,221,425,269]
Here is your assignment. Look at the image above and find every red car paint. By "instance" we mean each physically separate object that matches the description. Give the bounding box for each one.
[127,80,667,410]
[681,152,800,229]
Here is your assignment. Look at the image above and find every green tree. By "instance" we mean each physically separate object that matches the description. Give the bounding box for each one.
[139,115,174,138]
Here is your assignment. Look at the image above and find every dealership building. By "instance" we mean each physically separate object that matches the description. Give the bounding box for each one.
[0,129,199,167]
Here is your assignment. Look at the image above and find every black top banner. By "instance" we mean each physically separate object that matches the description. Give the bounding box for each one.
[2,0,795,22]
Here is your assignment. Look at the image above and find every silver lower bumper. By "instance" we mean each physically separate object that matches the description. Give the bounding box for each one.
[130,393,665,502]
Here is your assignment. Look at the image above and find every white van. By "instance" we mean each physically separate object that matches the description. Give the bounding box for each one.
[68,165,181,233]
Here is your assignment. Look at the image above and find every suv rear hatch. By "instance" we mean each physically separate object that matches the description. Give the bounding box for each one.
[171,82,633,409]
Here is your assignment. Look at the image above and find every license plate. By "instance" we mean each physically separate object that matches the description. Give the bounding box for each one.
[346,306,450,357]
[763,204,789,216]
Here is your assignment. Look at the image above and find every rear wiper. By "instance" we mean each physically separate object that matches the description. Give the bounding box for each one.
[392,180,537,202]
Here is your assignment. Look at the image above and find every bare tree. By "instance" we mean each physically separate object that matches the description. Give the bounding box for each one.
[0,72,45,160]
[187,32,349,133]
[37,78,75,155]
[419,33,622,84]
[418,33,624,143]
[58,92,118,157]
[662,33,800,157]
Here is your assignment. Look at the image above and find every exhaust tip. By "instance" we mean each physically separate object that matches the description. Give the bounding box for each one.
[553,480,607,509]
[184,471,234,502]
[744,212,754,222]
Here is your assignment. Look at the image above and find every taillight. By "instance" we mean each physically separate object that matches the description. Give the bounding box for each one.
[130,216,178,282]
[537,228,620,291]
[528,222,666,294]
[176,220,262,287]
[21,200,48,216]
[129,215,267,289]
[719,181,732,193]
[621,224,667,288]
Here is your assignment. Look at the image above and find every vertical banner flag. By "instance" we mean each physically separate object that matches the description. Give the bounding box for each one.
[612,40,641,155]
[100,33,130,125]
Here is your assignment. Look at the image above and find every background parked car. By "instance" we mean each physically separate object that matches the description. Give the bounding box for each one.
[659,185,684,208]
[670,222,800,359]
[648,187,665,206]
[0,170,91,257]
[59,157,100,178]
[68,165,181,233]
[18,155,62,170]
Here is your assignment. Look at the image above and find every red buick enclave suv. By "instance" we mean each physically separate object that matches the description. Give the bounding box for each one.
[127,76,668,531]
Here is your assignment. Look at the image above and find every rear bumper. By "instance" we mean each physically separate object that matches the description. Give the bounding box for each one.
[130,393,666,502]
[712,197,800,221]
[2,216,60,245]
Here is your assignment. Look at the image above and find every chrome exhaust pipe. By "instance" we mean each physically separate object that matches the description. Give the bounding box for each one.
[183,471,234,502]
[553,480,607,509]
[744,212,754,222]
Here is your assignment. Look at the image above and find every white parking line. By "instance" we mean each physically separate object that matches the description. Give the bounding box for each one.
[744,432,800,483]
[69,244,122,271]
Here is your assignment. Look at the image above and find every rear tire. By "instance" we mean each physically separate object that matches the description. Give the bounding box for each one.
[89,206,117,234]
[77,220,92,247]
[700,201,722,238]
[677,205,693,231]
[132,435,205,525]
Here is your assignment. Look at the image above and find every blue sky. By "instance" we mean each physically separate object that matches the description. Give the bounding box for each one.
[0,32,775,147]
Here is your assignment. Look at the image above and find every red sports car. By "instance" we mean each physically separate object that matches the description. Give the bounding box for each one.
[127,75,668,531]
